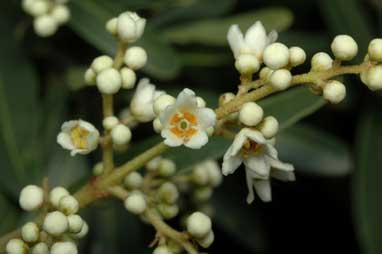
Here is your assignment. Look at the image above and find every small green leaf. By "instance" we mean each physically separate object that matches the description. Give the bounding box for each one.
[276,124,352,176]
[353,102,382,254]
[162,7,293,46]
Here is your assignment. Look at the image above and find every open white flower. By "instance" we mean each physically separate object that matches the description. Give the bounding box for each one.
[130,79,164,122]
[57,120,100,156]
[159,89,216,149]
[222,128,294,204]
[227,21,278,61]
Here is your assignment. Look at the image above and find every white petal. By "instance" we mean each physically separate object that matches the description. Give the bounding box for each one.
[130,79,157,122]
[245,169,255,204]
[175,88,197,110]
[244,155,270,177]
[86,130,100,152]
[57,132,74,150]
[244,21,267,55]
[265,155,294,172]
[227,24,245,58]
[242,128,266,144]
[136,18,146,38]
[264,143,278,158]
[266,30,278,45]
[222,152,243,175]
[271,170,296,181]
[196,107,216,129]
[61,120,78,132]
[185,130,208,149]
[159,104,176,128]
[161,129,183,147]
[253,180,272,202]
[78,120,98,133]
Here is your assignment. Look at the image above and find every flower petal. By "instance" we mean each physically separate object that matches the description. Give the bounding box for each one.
[227,24,245,58]
[244,21,267,56]
[242,128,267,144]
[253,180,272,202]
[175,88,198,110]
[244,155,270,177]
[271,170,296,182]
[245,169,255,204]
[222,152,243,175]
[159,104,176,128]
[161,129,183,147]
[265,155,294,172]
[196,107,216,129]
[57,133,74,150]
[185,130,208,149]
[266,30,278,45]
[61,120,78,132]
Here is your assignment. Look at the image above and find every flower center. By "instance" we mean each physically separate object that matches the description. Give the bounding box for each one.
[70,125,89,149]
[169,110,198,142]
[241,140,262,158]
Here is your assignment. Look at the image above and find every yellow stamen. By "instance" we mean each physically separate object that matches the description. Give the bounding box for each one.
[70,125,89,149]
[169,110,199,141]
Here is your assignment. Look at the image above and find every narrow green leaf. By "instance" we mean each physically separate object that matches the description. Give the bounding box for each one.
[276,124,352,176]
[162,7,293,46]
[353,102,382,254]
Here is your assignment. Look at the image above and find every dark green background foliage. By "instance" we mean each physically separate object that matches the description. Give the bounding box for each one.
[0,0,381,253]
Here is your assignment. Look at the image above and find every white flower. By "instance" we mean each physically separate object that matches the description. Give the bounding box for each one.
[117,11,146,43]
[57,120,100,156]
[130,79,164,122]
[159,89,216,149]
[227,21,278,61]
[222,128,295,204]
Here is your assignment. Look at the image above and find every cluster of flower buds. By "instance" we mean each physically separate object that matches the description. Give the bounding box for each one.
[6,185,87,254]
[360,39,382,91]
[22,0,70,37]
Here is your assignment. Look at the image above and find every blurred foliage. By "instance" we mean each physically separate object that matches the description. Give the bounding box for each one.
[0,0,381,253]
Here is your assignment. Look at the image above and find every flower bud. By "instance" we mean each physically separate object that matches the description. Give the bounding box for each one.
[31,242,49,254]
[206,126,214,136]
[158,158,176,177]
[43,211,69,236]
[51,241,78,254]
[263,43,290,70]
[154,94,176,116]
[120,67,136,89]
[27,0,49,17]
[186,212,212,239]
[117,12,146,43]
[124,192,147,214]
[124,172,143,189]
[124,46,147,70]
[158,182,179,204]
[6,239,28,254]
[153,117,163,133]
[91,55,113,74]
[239,102,264,126]
[111,124,132,145]
[269,69,292,90]
[311,52,333,71]
[196,97,206,108]
[19,185,44,211]
[21,222,39,243]
[258,116,279,138]
[167,240,183,254]
[84,68,96,85]
[92,162,104,176]
[158,203,179,220]
[67,214,84,233]
[204,160,222,187]
[197,230,214,248]
[289,46,306,66]
[51,5,70,25]
[219,92,235,106]
[146,157,162,171]
[34,15,58,37]
[73,221,88,239]
[365,66,382,90]
[192,165,209,186]
[49,186,69,208]
[323,80,346,104]
[331,35,358,61]
[96,68,122,94]
[234,54,260,74]
[193,187,213,202]
[59,195,79,215]
[368,38,382,62]
[153,246,172,254]
[259,67,274,81]
[106,17,118,36]
[102,116,119,131]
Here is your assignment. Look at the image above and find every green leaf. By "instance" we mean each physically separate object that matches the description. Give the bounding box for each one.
[279,31,330,56]
[162,7,293,46]
[353,102,382,254]
[0,194,19,235]
[276,124,352,176]
[68,0,181,80]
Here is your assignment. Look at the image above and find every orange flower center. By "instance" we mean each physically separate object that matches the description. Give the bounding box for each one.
[241,140,262,158]
[169,110,198,142]
[70,125,89,149]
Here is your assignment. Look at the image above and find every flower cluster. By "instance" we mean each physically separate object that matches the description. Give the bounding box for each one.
[7,185,88,254]
[22,0,70,37]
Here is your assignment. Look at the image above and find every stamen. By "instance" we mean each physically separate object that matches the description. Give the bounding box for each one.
[70,125,89,149]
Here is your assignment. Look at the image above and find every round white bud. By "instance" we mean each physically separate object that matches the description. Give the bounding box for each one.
[19,185,44,211]
[96,68,122,94]
[28,0,49,17]
[84,68,96,85]
[206,126,214,136]
[263,43,290,70]
[154,94,176,115]
[146,157,162,171]
[92,162,104,176]
[120,67,136,89]
[158,182,179,204]
[259,116,279,138]
[365,66,382,90]
[158,158,176,177]
[34,15,58,37]
[21,222,39,243]
[197,230,215,248]
[58,195,79,215]
[117,12,146,43]
[124,192,147,214]
[51,5,70,25]
[153,246,172,254]
[153,117,163,133]
[259,67,274,81]
[219,92,235,106]
[51,242,78,254]
[67,214,84,233]
[204,160,222,187]
[111,124,132,145]
[43,211,68,236]
[167,240,182,254]
[73,222,88,239]
[196,96,207,108]
[311,52,333,71]
[49,186,69,207]
[31,242,49,254]
[186,212,212,239]
[234,54,260,74]
[269,69,292,90]
[6,239,28,254]
[106,18,118,35]
[323,80,346,104]
[91,55,113,73]
[193,187,213,202]
[124,172,143,189]
[239,102,264,126]
[368,38,382,62]
[289,47,306,66]
[192,165,209,186]
[124,47,147,70]
[330,35,358,61]
[158,204,179,220]
[103,116,119,130]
